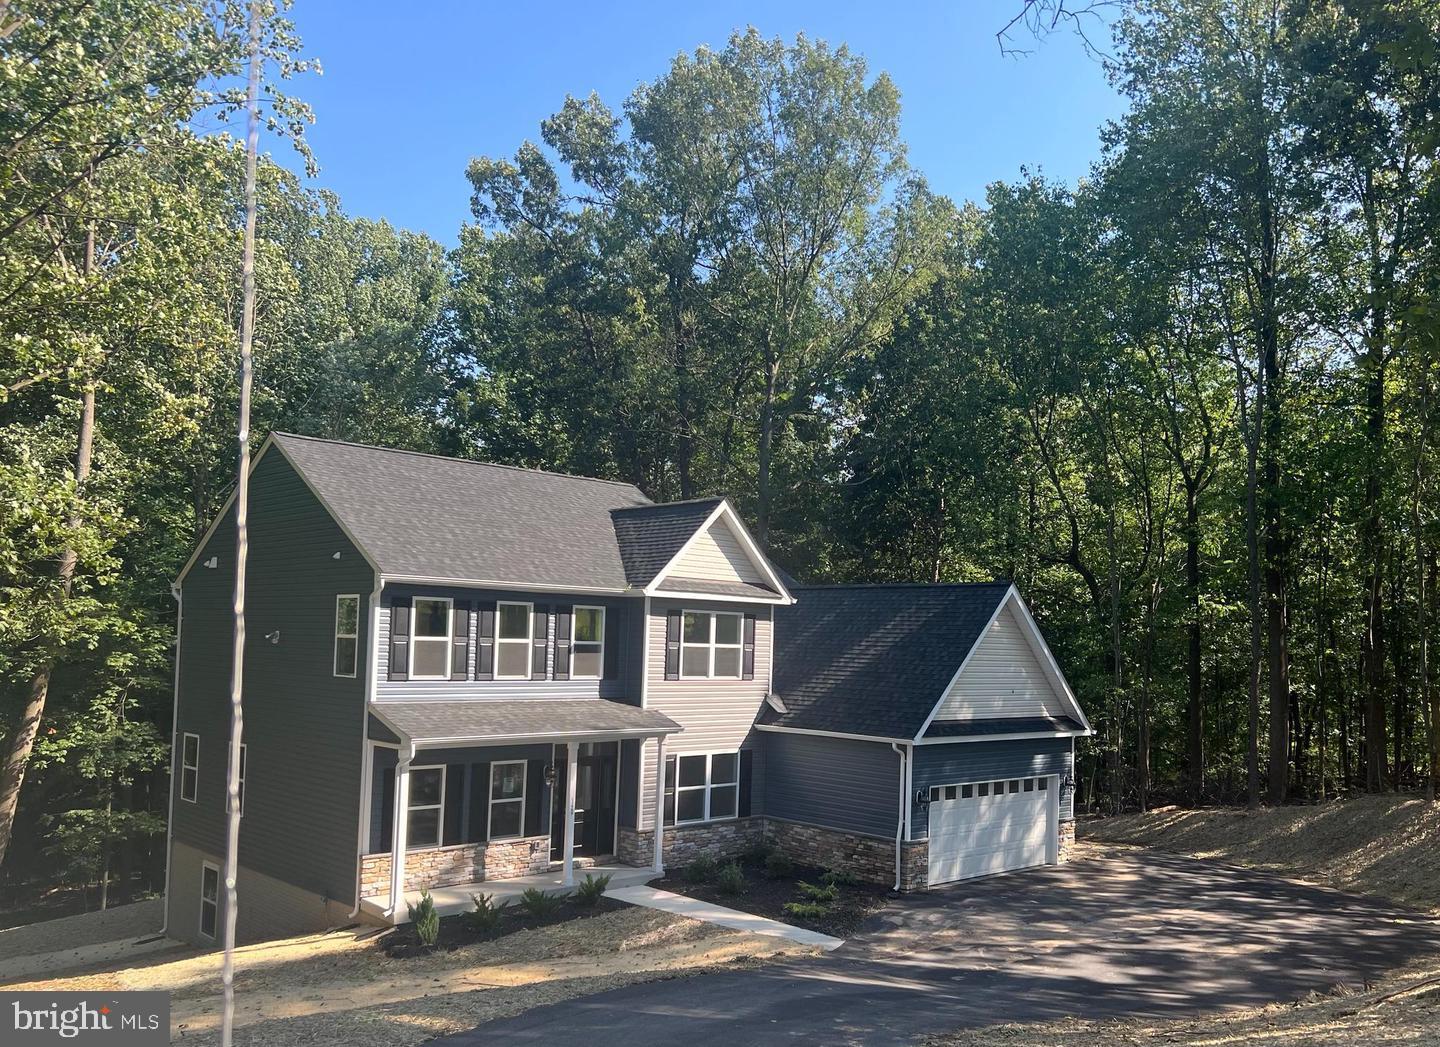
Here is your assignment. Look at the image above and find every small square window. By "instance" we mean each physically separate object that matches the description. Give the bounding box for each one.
[993,781,1006,795]
[1038,778,1049,791]
[978,783,989,797]
[1024,779,1035,791]
[1009,780,1021,794]
[678,755,707,787]
[676,789,705,822]
[930,787,940,802]
[944,785,957,800]
[961,783,974,799]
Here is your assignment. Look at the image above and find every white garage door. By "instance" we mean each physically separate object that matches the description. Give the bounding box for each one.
[926,776,1054,886]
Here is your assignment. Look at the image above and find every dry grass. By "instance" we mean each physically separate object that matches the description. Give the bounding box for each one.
[1083,793,1440,914]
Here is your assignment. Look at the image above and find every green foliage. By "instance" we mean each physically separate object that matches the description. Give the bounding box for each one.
[465,892,510,932]
[715,861,746,896]
[683,855,720,883]
[738,840,774,867]
[575,873,611,907]
[519,887,566,918]
[782,901,831,920]
[796,880,840,904]
[764,852,795,880]
[407,890,440,947]
[821,869,860,887]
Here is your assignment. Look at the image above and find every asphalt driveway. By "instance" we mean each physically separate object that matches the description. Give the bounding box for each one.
[437,851,1440,1046]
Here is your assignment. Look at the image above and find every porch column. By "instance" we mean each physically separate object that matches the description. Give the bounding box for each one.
[651,734,666,874]
[562,741,578,887]
[387,751,411,917]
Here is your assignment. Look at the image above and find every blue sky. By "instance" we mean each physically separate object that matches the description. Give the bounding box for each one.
[267,0,1125,243]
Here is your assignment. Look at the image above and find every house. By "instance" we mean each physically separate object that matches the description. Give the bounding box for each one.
[163,434,1090,946]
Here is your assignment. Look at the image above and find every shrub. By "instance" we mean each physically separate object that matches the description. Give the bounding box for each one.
[764,851,794,879]
[797,880,840,904]
[821,868,860,887]
[407,889,440,947]
[738,840,774,866]
[715,861,746,895]
[782,900,831,919]
[684,854,720,883]
[466,891,509,932]
[520,887,567,918]
[576,872,611,907]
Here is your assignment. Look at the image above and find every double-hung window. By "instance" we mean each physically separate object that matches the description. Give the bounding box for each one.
[488,761,526,839]
[667,752,740,824]
[180,733,199,803]
[571,606,605,678]
[680,611,743,678]
[199,862,219,940]
[407,766,445,848]
[409,597,452,679]
[496,601,532,679]
[334,594,359,677]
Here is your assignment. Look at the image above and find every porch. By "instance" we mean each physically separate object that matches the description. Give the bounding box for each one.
[361,699,680,922]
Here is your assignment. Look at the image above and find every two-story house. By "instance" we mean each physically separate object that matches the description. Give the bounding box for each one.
[163,434,1089,945]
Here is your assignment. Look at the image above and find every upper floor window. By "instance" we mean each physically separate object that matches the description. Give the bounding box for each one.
[410,597,452,680]
[681,611,743,678]
[571,606,605,679]
[496,601,533,679]
[334,595,359,677]
[180,733,199,803]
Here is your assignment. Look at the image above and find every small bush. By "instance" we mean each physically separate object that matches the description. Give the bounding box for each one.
[738,840,774,866]
[684,854,720,883]
[576,872,611,907]
[797,880,840,904]
[782,900,831,919]
[764,851,794,879]
[407,889,440,947]
[466,891,509,932]
[715,860,746,895]
[821,868,860,887]
[520,887,566,918]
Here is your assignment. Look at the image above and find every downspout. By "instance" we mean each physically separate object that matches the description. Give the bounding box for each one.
[348,578,385,919]
[890,743,907,892]
[159,582,183,935]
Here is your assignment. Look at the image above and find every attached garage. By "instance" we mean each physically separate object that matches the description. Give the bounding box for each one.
[924,775,1057,885]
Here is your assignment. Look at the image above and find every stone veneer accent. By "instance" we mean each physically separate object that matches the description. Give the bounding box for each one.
[1058,819,1077,863]
[616,817,766,868]
[360,836,550,896]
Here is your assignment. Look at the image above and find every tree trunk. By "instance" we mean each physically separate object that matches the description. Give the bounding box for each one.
[1185,484,1204,804]
[755,350,779,543]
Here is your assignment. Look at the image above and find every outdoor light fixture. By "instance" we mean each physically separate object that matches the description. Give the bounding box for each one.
[332,551,341,559]
[915,788,931,806]
[204,556,218,569]
[543,763,557,787]
[264,630,281,645]
[1060,772,1076,795]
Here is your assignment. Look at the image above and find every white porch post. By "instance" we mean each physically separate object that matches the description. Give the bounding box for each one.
[651,734,667,874]
[387,751,411,917]
[562,740,579,887]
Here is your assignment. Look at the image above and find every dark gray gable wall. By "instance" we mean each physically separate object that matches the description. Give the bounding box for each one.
[172,448,374,909]
[909,737,1074,838]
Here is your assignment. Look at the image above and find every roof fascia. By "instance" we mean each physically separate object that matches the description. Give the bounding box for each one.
[754,723,911,745]
[914,728,1093,745]
[1004,588,1093,732]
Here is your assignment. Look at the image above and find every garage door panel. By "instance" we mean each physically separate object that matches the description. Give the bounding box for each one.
[926,779,1053,886]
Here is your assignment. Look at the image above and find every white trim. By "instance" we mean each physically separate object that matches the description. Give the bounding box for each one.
[161,583,182,935]
[494,600,534,681]
[408,596,454,681]
[903,742,913,842]
[678,608,744,680]
[913,588,1012,741]
[562,742,578,886]
[889,743,906,891]
[570,605,605,680]
[383,574,634,595]
[180,733,200,804]
[199,860,220,941]
[649,588,790,605]
[668,750,740,826]
[333,593,360,678]
[412,727,679,748]
[1005,589,1092,731]
[643,500,795,604]
[914,729,1092,745]
[486,760,527,841]
[349,581,383,918]
[755,724,911,745]
[640,596,651,710]
[405,764,446,849]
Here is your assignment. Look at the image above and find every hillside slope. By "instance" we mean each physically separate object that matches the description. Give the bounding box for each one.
[1084,794,1440,913]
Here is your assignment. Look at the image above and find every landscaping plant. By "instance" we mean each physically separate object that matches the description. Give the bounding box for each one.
[576,872,611,906]
[821,868,860,887]
[407,889,440,947]
[684,854,719,883]
[797,880,840,904]
[466,891,509,932]
[738,840,774,866]
[782,900,831,919]
[520,887,567,918]
[716,860,746,895]
[764,852,795,879]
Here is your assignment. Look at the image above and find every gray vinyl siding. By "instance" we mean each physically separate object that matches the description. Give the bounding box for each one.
[761,732,902,838]
[374,586,639,703]
[668,518,765,584]
[171,447,374,912]
[910,737,1074,838]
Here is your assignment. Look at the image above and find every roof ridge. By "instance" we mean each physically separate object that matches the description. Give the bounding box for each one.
[613,495,727,512]
[791,580,1011,590]
[271,432,651,495]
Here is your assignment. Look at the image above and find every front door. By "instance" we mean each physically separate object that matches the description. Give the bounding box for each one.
[550,743,618,860]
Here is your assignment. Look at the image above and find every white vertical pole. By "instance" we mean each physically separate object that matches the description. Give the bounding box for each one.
[562,741,578,887]
[388,753,411,917]
[651,735,667,874]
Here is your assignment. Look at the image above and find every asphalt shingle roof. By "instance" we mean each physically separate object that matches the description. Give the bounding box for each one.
[609,498,725,586]
[924,715,1086,738]
[767,582,1013,739]
[657,577,778,599]
[372,699,681,745]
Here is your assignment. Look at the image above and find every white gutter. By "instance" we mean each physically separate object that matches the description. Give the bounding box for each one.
[348,577,385,919]
[889,743,907,892]
[159,582,183,935]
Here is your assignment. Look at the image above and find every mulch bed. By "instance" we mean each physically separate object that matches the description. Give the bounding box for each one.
[381,894,629,958]
[653,860,890,939]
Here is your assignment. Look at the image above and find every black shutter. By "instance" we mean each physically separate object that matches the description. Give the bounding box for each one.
[603,603,620,679]
[532,606,549,678]
[553,608,572,681]
[663,754,676,826]
[443,764,465,844]
[467,761,489,842]
[738,749,753,817]
[450,601,471,681]
[476,604,495,680]
[524,760,545,837]
[742,613,757,680]
[664,611,682,680]
[375,766,395,852]
[387,596,411,681]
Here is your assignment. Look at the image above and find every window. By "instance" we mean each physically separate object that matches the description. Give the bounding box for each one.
[409,598,452,679]
[1038,777,1048,791]
[571,606,604,679]
[180,733,199,803]
[679,611,743,679]
[496,602,533,679]
[225,743,247,816]
[199,862,219,940]
[488,761,526,840]
[407,766,445,848]
[668,752,739,824]
[334,595,359,677]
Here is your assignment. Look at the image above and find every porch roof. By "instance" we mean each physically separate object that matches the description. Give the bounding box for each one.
[370,699,681,748]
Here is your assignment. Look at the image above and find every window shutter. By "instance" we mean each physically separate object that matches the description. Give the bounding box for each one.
[553,608,572,681]
[738,749,753,817]
[532,606,549,678]
[742,613,757,680]
[523,760,544,837]
[664,610,682,680]
[450,602,471,681]
[387,596,411,681]
[466,761,489,842]
[603,603,619,679]
[475,604,496,680]
[443,764,465,844]
[662,754,677,826]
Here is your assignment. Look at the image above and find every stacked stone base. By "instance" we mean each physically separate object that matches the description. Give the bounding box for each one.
[1058,819,1077,862]
[616,817,766,868]
[360,835,550,896]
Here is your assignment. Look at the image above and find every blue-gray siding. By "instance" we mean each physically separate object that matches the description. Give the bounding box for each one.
[910,737,1074,838]
[761,732,902,838]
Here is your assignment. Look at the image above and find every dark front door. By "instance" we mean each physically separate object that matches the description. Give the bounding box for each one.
[550,743,618,860]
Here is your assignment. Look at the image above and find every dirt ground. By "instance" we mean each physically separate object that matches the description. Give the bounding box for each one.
[11,903,812,1044]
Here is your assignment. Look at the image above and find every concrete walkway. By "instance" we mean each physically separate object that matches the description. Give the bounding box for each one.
[609,885,843,951]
